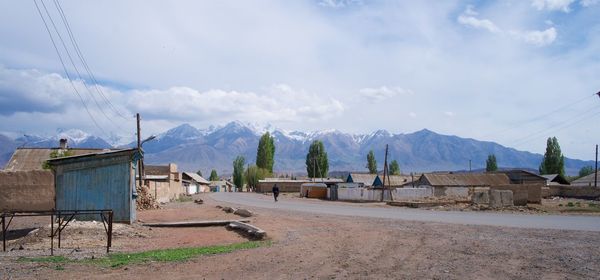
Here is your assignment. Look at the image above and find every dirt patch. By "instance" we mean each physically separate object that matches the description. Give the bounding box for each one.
[2,193,600,279]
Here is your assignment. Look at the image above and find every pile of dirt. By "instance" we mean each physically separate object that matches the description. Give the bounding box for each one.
[136,185,159,210]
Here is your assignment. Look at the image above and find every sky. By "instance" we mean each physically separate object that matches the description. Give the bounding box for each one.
[0,0,599,160]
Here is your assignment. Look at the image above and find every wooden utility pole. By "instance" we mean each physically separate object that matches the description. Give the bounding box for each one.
[381,144,393,202]
[136,113,143,189]
[595,144,598,188]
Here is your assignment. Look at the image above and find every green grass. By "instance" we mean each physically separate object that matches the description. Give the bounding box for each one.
[560,207,600,213]
[19,241,268,268]
[175,195,193,203]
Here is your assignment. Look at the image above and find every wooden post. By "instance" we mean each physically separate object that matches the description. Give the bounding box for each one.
[137,113,143,189]
[595,144,598,188]
[50,213,54,256]
[381,144,389,202]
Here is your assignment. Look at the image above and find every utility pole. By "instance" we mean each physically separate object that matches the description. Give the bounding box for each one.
[136,113,143,189]
[381,144,392,202]
[469,159,472,173]
[595,144,598,188]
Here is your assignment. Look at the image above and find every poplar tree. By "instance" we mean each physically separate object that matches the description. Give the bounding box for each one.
[306,140,329,178]
[539,137,565,176]
[256,132,275,173]
[486,154,498,172]
[389,160,401,175]
[209,169,219,181]
[366,150,377,174]
[233,156,246,189]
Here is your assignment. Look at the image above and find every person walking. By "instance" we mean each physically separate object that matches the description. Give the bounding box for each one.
[272,184,280,202]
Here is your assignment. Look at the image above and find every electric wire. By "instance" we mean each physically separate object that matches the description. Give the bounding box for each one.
[39,0,124,136]
[33,0,109,139]
[482,93,596,139]
[53,0,130,121]
[512,103,600,148]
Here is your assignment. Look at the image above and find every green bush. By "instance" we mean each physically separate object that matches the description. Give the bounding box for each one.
[566,202,574,207]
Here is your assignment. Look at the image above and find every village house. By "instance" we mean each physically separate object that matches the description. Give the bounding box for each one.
[570,171,599,187]
[1,139,120,213]
[181,172,210,194]
[210,180,235,192]
[142,163,184,203]
[541,174,570,186]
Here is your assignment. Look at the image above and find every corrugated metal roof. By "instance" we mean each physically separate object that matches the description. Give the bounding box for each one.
[381,175,414,186]
[4,148,115,171]
[145,165,171,175]
[571,171,599,187]
[182,172,210,185]
[347,173,378,185]
[421,173,510,186]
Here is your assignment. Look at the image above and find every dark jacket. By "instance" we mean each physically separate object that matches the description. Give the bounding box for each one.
[272,185,280,194]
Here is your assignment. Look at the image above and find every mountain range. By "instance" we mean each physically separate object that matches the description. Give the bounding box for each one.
[0,122,594,176]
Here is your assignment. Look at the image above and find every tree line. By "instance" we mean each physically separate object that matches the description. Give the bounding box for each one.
[202,134,592,190]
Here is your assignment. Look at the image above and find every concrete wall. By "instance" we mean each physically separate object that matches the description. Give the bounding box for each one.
[0,170,54,211]
[394,188,433,200]
[335,187,432,202]
[257,181,309,193]
[491,184,542,205]
[432,187,470,200]
[545,185,600,200]
[146,180,184,203]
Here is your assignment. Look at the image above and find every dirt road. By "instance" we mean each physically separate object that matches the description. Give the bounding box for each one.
[2,193,600,279]
[211,192,600,231]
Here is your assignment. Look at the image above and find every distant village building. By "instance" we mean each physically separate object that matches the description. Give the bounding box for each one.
[210,180,235,192]
[182,172,210,194]
[570,171,600,187]
[541,174,570,186]
[142,164,183,203]
[496,170,546,185]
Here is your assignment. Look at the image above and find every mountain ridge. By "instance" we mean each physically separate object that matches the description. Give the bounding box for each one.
[0,122,594,175]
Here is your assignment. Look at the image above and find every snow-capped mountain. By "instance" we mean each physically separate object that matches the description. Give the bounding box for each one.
[14,129,112,149]
[1,121,595,175]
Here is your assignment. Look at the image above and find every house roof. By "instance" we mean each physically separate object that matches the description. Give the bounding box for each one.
[46,149,138,166]
[541,174,570,185]
[182,172,210,185]
[420,173,510,187]
[381,175,414,186]
[4,147,119,171]
[210,180,234,187]
[145,165,171,176]
[497,169,546,183]
[571,171,599,187]
[347,173,379,185]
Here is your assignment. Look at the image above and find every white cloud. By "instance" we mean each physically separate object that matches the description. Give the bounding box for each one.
[457,13,501,34]
[0,66,344,136]
[444,111,455,117]
[408,112,417,118]
[318,0,362,8]
[457,6,557,46]
[580,0,600,6]
[510,27,557,46]
[532,0,576,12]
[359,86,413,103]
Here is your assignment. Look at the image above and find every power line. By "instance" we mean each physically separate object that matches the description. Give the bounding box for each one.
[53,0,130,121]
[512,104,600,148]
[33,0,109,138]
[39,0,125,135]
[482,93,596,139]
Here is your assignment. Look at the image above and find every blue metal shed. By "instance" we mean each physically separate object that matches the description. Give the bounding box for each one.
[48,149,142,223]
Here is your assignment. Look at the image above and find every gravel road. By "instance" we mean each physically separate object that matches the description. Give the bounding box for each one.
[211,192,600,231]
